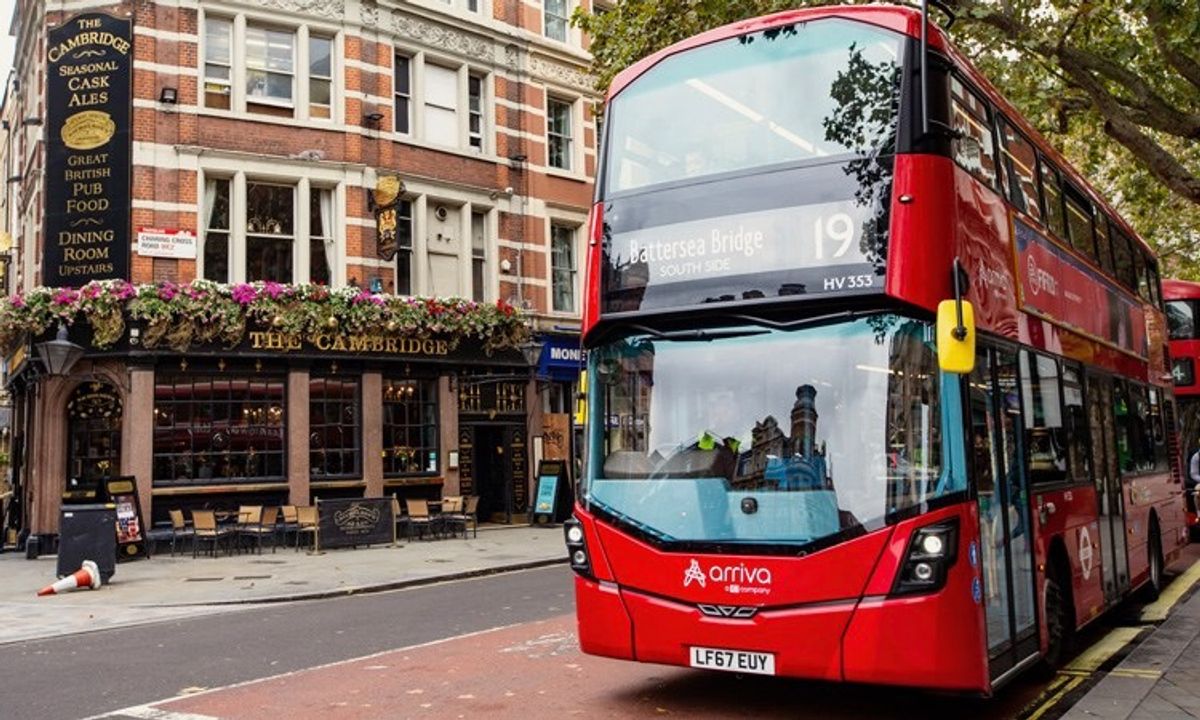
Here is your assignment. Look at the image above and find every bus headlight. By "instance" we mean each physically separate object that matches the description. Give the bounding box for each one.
[563,518,592,577]
[891,518,959,597]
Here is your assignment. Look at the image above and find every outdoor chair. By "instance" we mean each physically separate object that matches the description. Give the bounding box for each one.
[440,496,464,538]
[234,505,263,554]
[191,509,232,558]
[391,497,407,542]
[295,506,319,552]
[165,508,195,555]
[240,506,278,554]
[443,496,479,539]
[404,499,433,541]
[279,505,299,547]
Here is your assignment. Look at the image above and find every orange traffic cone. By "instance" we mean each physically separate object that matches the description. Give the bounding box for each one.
[37,560,101,596]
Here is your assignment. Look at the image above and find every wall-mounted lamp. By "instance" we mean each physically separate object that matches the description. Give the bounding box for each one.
[364,111,385,127]
[158,86,178,104]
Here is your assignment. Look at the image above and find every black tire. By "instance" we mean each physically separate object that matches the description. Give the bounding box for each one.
[1142,520,1164,602]
[1036,562,1073,676]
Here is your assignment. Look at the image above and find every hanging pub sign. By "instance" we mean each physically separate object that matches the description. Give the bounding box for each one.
[371,174,405,261]
[44,12,133,287]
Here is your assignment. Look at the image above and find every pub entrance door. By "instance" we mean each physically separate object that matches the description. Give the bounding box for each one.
[462,423,529,524]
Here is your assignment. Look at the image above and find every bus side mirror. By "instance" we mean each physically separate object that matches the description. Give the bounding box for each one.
[937,299,975,374]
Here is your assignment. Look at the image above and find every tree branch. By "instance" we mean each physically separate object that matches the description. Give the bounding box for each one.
[1057,46,1200,140]
[1146,5,1200,92]
[1059,53,1200,204]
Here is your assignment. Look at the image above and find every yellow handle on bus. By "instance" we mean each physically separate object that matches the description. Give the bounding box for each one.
[937,299,976,374]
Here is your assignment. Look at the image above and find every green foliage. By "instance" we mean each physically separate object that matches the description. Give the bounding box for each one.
[0,280,529,355]
[575,0,1200,278]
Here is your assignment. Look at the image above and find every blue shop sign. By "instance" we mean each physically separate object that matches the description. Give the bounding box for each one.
[537,336,586,382]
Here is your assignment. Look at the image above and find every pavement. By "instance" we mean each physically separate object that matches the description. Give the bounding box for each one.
[0,524,567,645]
[1062,577,1200,720]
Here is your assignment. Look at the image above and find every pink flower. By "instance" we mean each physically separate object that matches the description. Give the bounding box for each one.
[52,289,79,306]
[10,293,24,308]
[263,281,285,300]
[231,284,258,305]
[82,284,102,299]
[157,283,178,301]
[111,282,135,300]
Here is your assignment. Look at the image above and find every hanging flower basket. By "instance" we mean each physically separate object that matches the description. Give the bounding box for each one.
[0,280,529,355]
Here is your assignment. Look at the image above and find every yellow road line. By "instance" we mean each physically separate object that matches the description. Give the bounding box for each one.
[1140,560,1200,622]
[1026,676,1084,720]
[1108,667,1163,679]
[1064,627,1143,673]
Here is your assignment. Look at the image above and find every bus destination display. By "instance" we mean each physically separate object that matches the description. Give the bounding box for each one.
[604,199,882,313]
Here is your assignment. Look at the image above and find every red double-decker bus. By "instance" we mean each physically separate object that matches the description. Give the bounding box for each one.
[564,4,1189,694]
[1163,278,1200,533]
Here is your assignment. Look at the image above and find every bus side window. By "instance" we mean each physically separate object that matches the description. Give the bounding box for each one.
[1148,260,1162,310]
[1062,363,1089,484]
[1095,216,1116,276]
[1019,350,1068,485]
[1110,225,1138,292]
[950,76,998,187]
[998,119,1041,223]
[1136,251,1154,304]
[1039,161,1067,241]
[1063,184,1097,264]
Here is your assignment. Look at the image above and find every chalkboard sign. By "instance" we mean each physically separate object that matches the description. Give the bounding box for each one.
[532,460,566,525]
[316,497,395,550]
[105,476,147,561]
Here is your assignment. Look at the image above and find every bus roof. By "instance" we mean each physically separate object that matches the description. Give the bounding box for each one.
[605,3,1157,260]
[1163,278,1200,301]
[607,5,948,100]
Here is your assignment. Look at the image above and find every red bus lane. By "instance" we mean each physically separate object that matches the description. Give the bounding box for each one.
[141,615,1040,720]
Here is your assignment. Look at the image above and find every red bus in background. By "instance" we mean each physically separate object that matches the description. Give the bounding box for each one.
[1163,278,1200,534]
[565,4,1188,695]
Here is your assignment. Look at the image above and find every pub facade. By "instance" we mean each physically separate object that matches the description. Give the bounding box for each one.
[1,0,599,545]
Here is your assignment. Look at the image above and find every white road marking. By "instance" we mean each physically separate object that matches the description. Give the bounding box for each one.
[80,619,538,720]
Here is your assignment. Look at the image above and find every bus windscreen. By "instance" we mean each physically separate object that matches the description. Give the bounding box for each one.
[583,315,965,551]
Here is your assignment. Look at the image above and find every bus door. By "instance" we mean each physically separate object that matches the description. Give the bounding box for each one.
[971,347,1040,679]
[1086,374,1130,602]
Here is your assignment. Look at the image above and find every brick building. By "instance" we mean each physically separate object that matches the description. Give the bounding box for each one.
[1,0,600,545]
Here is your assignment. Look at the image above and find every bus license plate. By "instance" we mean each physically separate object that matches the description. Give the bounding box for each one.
[689,646,775,675]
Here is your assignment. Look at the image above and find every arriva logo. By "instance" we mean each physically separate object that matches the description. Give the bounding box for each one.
[682,559,773,592]
[1027,254,1059,297]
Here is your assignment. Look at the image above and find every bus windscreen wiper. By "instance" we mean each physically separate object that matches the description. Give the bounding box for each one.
[625,324,768,342]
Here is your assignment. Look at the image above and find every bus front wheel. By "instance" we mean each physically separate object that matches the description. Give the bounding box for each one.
[1142,519,1164,602]
[1037,563,1073,675]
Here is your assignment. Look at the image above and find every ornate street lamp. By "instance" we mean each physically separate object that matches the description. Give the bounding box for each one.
[518,337,545,372]
[36,323,84,377]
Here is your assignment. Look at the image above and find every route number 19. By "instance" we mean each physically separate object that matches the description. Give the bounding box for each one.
[813,213,856,260]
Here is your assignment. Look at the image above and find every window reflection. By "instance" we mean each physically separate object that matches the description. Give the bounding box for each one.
[586,316,948,546]
[153,375,286,485]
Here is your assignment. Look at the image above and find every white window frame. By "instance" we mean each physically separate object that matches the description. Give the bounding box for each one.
[393,48,490,153]
[384,186,496,300]
[543,0,572,43]
[198,170,343,285]
[394,52,413,135]
[547,96,577,172]
[198,9,340,123]
[548,221,581,315]
[202,16,233,109]
[244,23,297,111]
[307,33,335,121]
